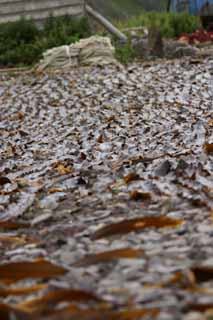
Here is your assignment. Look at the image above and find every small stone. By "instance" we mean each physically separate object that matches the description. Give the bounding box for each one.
[184,312,205,320]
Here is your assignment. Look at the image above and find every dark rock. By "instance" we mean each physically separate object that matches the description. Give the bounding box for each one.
[132,36,199,60]
[164,40,199,59]
[155,160,172,177]
[148,26,164,57]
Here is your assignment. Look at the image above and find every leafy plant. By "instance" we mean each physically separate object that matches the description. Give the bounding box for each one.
[116,12,201,38]
[0,16,91,67]
[114,39,137,64]
[42,16,90,47]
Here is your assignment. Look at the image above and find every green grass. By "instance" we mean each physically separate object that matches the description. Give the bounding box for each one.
[0,16,91,67]
[0,10,202,67]
[115,38,137,65]
[113,11,201,65]
[116,11,201,38]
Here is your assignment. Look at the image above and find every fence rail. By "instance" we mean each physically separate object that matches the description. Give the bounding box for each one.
[0,0,85,24]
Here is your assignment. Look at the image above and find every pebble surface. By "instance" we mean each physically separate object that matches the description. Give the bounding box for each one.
[0,57,213,319]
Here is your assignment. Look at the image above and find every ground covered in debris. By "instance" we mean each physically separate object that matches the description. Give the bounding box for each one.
[0,57,213,320]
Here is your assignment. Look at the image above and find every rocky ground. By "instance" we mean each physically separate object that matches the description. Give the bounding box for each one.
[0,56,213,320]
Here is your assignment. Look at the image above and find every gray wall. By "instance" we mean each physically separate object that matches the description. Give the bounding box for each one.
[0,0,85,24]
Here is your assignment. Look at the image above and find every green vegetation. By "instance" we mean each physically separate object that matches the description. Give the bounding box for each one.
[115,39,137,65]
[0,7,201,67]
[114,11,201,65]
[0,16,91,67]
[116,12,201,38]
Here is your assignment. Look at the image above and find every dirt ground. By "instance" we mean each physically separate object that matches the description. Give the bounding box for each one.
[0,56,213,320]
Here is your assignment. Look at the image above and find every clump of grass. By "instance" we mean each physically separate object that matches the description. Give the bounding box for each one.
[116,11,201,38]
[0,16,91,67]
[114,38,137,65]
[42,16,90,48]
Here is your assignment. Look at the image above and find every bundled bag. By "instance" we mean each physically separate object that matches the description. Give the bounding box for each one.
[37,36,117,71]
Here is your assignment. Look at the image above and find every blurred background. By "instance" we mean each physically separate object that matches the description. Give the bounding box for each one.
[87,0,167,19]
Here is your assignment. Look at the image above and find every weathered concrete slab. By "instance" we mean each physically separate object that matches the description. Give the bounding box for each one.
[0,0,85,24]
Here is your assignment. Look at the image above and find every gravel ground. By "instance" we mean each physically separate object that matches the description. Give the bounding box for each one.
[0,57,213,320]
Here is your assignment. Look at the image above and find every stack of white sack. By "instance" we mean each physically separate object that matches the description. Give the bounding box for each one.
[37,36,117,71]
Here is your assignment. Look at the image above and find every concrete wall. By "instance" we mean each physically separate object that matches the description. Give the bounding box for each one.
[0,0,85,24]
